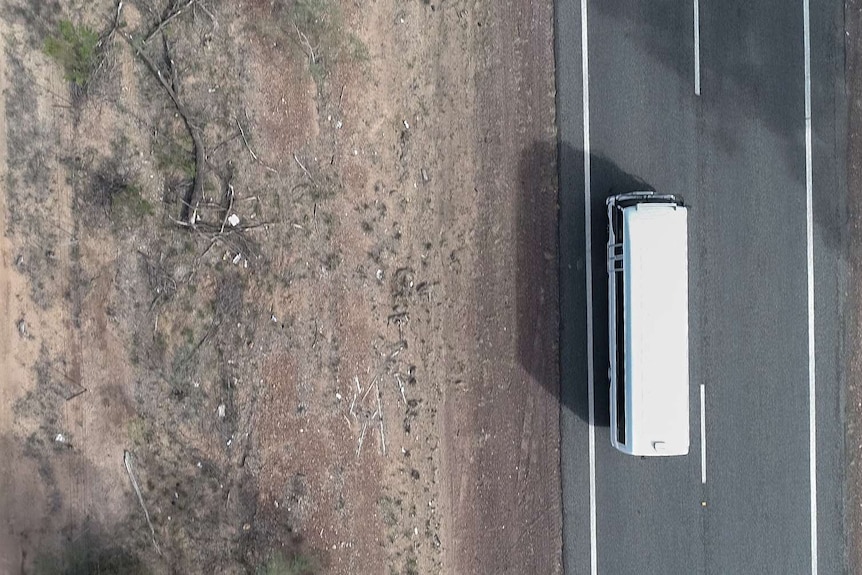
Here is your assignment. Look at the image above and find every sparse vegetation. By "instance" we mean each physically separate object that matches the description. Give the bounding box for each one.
[112,184,154,219]
[43,20,100,86]
[290,0,368,86]
[2,0,465,573]
[257,552,315,575]
[31,535,147,575]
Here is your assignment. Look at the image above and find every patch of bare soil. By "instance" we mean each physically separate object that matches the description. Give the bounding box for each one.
[0,0,560,573]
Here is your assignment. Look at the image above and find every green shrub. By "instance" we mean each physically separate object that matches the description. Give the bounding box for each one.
[111,184,154,220]
[44,20,100,86]
[257,553,314,575]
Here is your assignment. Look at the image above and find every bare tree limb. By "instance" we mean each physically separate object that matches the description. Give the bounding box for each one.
[220,183,234,234]
[144,0,195,44]
[120,31,205,224]
[124,451,162,555]
[293,153,313,182]
[293,22,319,64]
[236,115,278,174]
[194,1,218,28]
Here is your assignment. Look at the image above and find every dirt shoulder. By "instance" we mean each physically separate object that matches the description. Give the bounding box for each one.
[438,1,561,573]
[0,0,560,573]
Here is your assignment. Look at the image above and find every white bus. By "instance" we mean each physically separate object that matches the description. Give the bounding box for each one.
[606,191,689,456]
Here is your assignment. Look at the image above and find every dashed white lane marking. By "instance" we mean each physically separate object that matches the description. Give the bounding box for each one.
[700,384,707,484]
[694,0,701,95]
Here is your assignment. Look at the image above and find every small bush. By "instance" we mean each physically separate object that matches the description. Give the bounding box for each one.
[112,185,154,219]
[44,20,100,86]
[257,553,314,575]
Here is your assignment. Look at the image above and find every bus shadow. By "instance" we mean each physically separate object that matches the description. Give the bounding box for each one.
[515,141,561,407]
[552,141,653,427]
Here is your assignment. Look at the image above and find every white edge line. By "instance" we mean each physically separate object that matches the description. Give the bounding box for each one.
[700,384,706,484]
[581,0,597,571]
[802,0,818,573]
[693,0,701,96]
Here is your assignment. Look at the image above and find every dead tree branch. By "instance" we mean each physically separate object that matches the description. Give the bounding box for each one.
[103,0,124,44]
[236,113,278,174]
[120,31,205,225]
[144,0,195,44]
[293,153,313,182]
[124,451,161,555]
[293,23,319,64]
[220,183,235,234]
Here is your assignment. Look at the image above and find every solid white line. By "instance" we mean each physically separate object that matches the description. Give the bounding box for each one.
[802,0,818,573]
[581,0,597,571]
[700,384,707,484]
[693,0,701,95]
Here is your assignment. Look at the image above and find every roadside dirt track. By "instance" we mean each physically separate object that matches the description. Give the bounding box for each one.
[439,1,561,574]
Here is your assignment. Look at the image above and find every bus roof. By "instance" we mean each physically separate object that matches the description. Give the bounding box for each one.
[623,203,689,456]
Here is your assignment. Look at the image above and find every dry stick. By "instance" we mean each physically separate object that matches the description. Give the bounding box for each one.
[144,0,195,44]
[350,375,360,419]
[103,0,124,44]
[120,30,205,224]
[376,381,386,456]
[356,421,368,457]
[91,0,125,88]
[395,373,407,405]
[236,117,277,174]
[235,118,259,162]
[124,451,162,555]
[220,183,234,234]
[361,341,406,402]
[65,388,88,402]
[293,22,318,64]
[195,0,218,25]
[293,153,313,182]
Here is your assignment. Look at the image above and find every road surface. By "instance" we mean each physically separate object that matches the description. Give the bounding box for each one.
[557,0,848,573]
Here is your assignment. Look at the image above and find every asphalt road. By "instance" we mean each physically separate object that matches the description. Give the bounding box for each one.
[557,0,847,573]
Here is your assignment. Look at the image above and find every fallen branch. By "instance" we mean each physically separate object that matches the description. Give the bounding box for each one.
[120,30,204,224]
[220,183,234,234]
[293,153,314,182]
[395,373,406,405]
[293,22,319,64]
[361,341,406,402]
[124,451,161,555]
[356,421,368,457]
[194,0,218,26]
[144,0,195,44]
[376,380,386,456]
[91,0,125,87]
[103,0,124,44]
[65,388,88,402]
[236,114,277,174]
